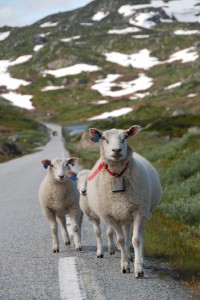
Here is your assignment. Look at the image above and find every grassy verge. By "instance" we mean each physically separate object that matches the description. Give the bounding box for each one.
[63,126,200,299]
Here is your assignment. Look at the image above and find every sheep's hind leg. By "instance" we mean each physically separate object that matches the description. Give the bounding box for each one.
[90,217,104,258]
[108,219,130,274]
[107,225,115,255]
[57,215,70,246]
[70,209,82,251]
[132,212,145,278]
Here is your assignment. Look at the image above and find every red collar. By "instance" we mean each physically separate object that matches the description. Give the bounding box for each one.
[105,163,128,177]
[88,161,128,181]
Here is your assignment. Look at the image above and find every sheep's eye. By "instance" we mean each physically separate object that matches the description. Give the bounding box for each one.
[121,137,126,143]
[101,136,109,143]
[51,164,54,168]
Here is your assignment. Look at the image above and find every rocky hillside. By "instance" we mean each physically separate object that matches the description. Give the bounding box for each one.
[0,0,200,133]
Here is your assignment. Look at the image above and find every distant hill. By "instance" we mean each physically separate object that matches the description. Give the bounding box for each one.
[0,0,200,132]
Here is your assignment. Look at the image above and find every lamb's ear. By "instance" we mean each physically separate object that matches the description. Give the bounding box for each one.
[125,125,141,137]
[67,157,79,166]
[89,128,103,143]
[67,170,78,181]
[41,159,51,169]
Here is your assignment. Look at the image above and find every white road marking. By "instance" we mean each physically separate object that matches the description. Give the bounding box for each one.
[59,257,86,300]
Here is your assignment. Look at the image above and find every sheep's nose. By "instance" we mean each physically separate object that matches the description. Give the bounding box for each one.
[59,175,64,179]
[112,148,121,153]
[81,190,86,195]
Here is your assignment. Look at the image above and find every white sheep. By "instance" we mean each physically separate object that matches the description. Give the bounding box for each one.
[86,126,162,278]
[67,169,133,261]
[39,157,83,253]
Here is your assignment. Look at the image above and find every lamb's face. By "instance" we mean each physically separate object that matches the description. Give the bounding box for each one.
[49,158,70,182]
[77,170,90,195]
[89,125,141,162]
[41,157,79,182]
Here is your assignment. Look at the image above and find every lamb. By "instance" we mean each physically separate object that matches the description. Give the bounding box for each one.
[39,157,83,253]
[68,169,132,261]
[86,125,162,278]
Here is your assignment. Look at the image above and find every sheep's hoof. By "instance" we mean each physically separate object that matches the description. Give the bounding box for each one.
[65,241,70,246]
[53,249,59,253]
[110,252,115,255]
[97,254,104,258]
[76,247,83,252]
[122,268,130,274]
[135,271,144,278]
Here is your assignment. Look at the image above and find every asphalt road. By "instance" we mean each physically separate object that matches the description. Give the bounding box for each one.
[0,123,194,300]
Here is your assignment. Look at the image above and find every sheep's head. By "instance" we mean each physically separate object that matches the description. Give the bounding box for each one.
[67,169,90,195]
[89,125,141,162]
[41,157,79,182]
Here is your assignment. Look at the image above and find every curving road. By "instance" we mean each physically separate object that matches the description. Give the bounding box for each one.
[0,123,194,300]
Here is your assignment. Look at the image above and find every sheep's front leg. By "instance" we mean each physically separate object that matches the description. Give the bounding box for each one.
[107,225,115,255]
[70,209,82,251]
[45,209,59,253]
[132,212,145,278]
[108,218,130,273]
[56,215,70,246]
[122,224,133,263]
[90,217,104,258]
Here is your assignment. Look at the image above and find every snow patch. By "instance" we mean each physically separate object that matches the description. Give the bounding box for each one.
[187,93,197,98]
[9,55,32,66]
[108,27,140,34]
[130,92,150,100]
[41,85,65,92]
[105,47,199,71]
[132,35,150,39]
[34,45,44,52]
[0,55,33,109]
[1,92,33,110]
[174,29,200,35]
[165,82,182,90]
[96,100,108,104]
[92,73,153,98]
[61,36,80,42]
[0,59,31,90]
[129,12,158,29]
[43,64,101,78]
[119,0,200,25]
[168,47,198,63]
[0,31,10,41]
[39,32,51,37]
[88,107,133,121]
[40,21,58,28]
[105,49,160,70]
[92,11,109,21]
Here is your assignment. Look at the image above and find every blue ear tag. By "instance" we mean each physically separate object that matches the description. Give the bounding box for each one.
[44,162,49,169]
[71,174,77,181]
[93,133,100,143]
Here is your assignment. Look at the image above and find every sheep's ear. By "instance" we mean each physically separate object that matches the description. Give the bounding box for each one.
[41,159,51,169]
[125,125,141,137]
[89,128,103,143]
[67,170,77,181]
[67,157,79,166]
